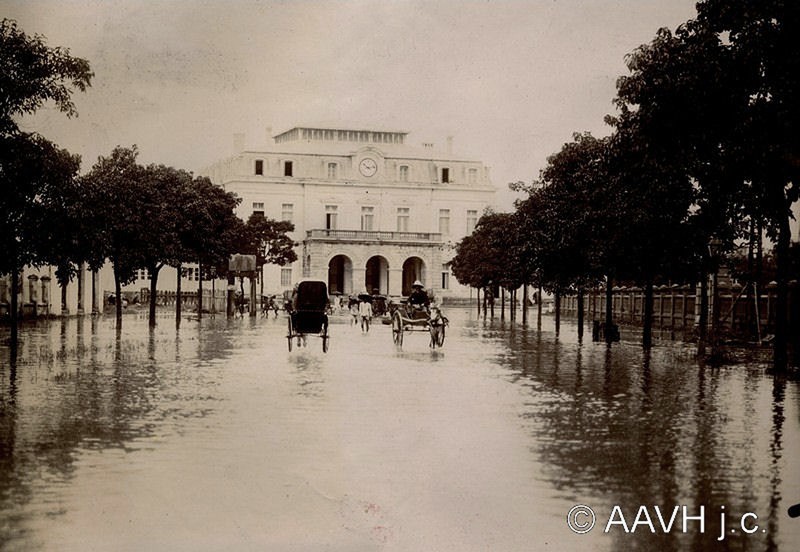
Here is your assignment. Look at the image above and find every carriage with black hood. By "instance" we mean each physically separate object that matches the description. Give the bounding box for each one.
[286,280,330,352]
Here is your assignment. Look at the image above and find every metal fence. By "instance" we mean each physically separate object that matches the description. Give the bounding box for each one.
[560,282,800,335]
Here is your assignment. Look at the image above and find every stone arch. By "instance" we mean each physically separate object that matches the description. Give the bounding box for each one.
[365,255,390,295]
[327,254,353,295]
[401,257,426,296]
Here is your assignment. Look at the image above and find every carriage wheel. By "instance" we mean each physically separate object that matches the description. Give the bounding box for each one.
[392,312,403,347]
[287,316,293,351]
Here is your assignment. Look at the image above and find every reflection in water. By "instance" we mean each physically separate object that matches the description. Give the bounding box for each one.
[0,311,797,551]
[502,319,799,552]
[0,316,234,549]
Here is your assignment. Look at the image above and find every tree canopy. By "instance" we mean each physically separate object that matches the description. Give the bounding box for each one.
[0,19,93,134]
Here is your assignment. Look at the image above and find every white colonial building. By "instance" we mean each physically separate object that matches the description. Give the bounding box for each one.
[0,125,496,318]
[201,126,496,300]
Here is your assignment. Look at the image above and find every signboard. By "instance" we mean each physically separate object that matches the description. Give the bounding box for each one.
[228,254,257,273]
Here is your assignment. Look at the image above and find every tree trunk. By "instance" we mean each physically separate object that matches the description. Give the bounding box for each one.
[745,218,755,333]
[697,272,708,358]
[643,279,654,348]
[61,282,68,315]
[10,269,19,344]
[577,288,584,342]
[522,283,528,324]
[537,285,543,328]
[250,274,257,317]
[554,289,561,334]
[605,275,616,344]
[197,261,203,320]
[772,214,790,373]
[500,287,505,320]
[91,268,99,315]
[176,263,182,328]
[148,265,160,327]
[114,267,122,328]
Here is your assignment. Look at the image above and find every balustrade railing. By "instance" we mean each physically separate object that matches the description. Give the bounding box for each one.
[306,229,442,242]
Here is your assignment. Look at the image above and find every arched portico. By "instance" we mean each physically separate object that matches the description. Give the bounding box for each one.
[365,256,389,295]
[401,257,426,296]
[328,254,353,295]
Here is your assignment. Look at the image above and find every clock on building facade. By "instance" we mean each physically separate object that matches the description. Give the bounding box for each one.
[359,157,378,177]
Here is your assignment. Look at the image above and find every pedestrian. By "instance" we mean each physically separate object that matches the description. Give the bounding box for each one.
[349,296,359,325]
[359,296,373,332]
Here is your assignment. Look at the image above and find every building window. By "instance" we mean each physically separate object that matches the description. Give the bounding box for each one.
[281,203,293,222]
[252,202,265,216]
[399,165,409,182]
[281,268,292,287]
[439,209,450,235]
[361,206,374,231]
[181,267,200,281]
[254,159,264,175]
[327,162,338,179]
[326,205,338,230]
[468,168,478,184]
[397,207,409,232]
[284,161,293,177]
[441,264,450,290]
[441,167,450,183]
[466,210,478,234]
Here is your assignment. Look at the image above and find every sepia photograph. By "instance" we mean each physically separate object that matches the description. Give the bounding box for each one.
[1,1,799,550]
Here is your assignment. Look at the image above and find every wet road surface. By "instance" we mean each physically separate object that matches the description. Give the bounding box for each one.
[1,309,799,551]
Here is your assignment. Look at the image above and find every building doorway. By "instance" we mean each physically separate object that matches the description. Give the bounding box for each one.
[365,256,389,295]
[401,257,426,296]
[328,255,352,295]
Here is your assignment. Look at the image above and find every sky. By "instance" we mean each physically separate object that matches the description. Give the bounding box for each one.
[5,0,701,209]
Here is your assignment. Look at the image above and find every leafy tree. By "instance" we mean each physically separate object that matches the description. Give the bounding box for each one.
[229,212,298,304]
[614,1,800,367]
[132,164,198,326]
[0,132,81,337]
[238,213,297,272]
[605,124,704,346]
[32,160,86,311]
[0,19,91,339]
[174,177,242,316]
[523,133,615,337]
[696,0,800,371]
[451,211,502,291]
[81,146,148,326]
[0,19,92,134]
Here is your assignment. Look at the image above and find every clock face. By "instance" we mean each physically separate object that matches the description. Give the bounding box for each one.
[359,157,378,177]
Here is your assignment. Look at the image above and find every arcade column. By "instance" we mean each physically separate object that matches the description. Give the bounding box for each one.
[388,268,403,297]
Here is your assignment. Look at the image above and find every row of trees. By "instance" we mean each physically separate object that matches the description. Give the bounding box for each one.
[451,0,799,372]
[1,19,296,339]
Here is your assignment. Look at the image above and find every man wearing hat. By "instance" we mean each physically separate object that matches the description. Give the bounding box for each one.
[408,280,430,309]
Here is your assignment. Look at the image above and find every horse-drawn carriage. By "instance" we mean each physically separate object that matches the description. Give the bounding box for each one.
[390,301,448,348]
[286,280,330,352]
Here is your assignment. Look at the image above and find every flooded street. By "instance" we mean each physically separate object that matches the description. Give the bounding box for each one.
[1,309,799,551]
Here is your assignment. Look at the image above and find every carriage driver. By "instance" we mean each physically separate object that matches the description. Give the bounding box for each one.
[408,280,431,310]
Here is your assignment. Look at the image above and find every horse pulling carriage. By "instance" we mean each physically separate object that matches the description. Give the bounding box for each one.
[390,302,448,348]
[286,280,330,352]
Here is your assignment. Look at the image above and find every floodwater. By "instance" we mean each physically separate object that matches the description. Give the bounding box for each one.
[0,309,798,551]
